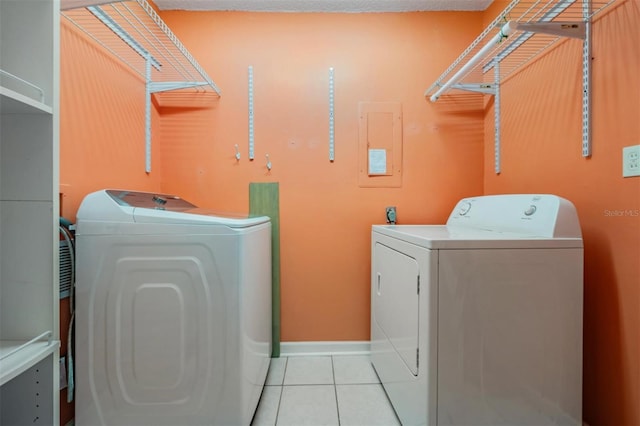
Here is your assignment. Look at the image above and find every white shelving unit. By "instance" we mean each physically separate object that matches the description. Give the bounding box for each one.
[425,0,619,173]
[0,332,55,385]
[61,0,221,173]
[0,0,60,424]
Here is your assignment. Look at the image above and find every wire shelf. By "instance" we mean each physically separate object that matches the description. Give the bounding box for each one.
[425,0,620,99]
[61,0,220,94]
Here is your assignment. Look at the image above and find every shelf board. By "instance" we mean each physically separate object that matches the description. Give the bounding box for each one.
[0,86,53,115]
[0,338,59,386]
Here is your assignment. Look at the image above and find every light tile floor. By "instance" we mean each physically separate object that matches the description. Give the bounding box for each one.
[251,355,401,426]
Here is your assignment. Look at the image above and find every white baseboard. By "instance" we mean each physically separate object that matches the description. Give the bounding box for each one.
[279,341,370,357]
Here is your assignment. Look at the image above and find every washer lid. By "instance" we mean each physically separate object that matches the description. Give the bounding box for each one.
[77,190,269,228]
[132,206,269,227]
[106,190,269,227]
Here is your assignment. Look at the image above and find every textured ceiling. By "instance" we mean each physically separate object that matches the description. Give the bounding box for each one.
[153,0,495,12]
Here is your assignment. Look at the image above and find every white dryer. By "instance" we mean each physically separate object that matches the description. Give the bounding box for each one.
[371,194,583,426]
[75,190,272,426]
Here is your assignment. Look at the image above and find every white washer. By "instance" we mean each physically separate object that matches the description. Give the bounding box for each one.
[75,190,272,426]
[371,194,583,426]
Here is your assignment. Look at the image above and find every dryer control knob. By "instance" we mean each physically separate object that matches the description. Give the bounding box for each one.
[458,202,472,215]
[524,205,537,216]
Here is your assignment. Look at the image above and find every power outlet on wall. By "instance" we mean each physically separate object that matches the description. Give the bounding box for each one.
[623,145,640,178]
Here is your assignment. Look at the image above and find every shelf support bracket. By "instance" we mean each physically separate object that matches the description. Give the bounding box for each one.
[514,22,586,39]
[329,67,335,162]
[145,54,152,173]
[582,1,592,157]
[248,66,255,160]
[494,60,501,175]
[148,81,210,93]
[450,83,496,95]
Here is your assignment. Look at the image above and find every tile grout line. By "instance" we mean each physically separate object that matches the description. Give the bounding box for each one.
[274,357,288,426]
[331,355,341,426]
[270,383,337,387]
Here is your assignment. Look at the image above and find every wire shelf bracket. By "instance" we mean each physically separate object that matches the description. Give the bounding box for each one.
[248,65,255,160]
[425,0,620,170]
[329,67,335,162]
[494,60,501,174]
[61,0,221,173]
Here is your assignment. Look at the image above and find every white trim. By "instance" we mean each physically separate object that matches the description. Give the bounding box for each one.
[280,341,370,357]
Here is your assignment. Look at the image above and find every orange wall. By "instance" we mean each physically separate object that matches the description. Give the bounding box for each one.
[155,11,485,342]
[60,20,163,221]
[482,1,640,424]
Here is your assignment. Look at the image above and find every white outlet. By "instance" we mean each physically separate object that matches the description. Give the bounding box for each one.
[623,145,640,178]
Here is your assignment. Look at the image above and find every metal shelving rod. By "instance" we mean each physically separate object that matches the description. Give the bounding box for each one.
[429,20,517,102]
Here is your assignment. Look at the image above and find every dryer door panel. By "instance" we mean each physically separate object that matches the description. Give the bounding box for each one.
[373,243,420,375]
[436,248,583,425]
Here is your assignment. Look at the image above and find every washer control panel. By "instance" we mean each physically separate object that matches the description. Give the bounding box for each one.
[446,194,582,238]
[107,190,194,210]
